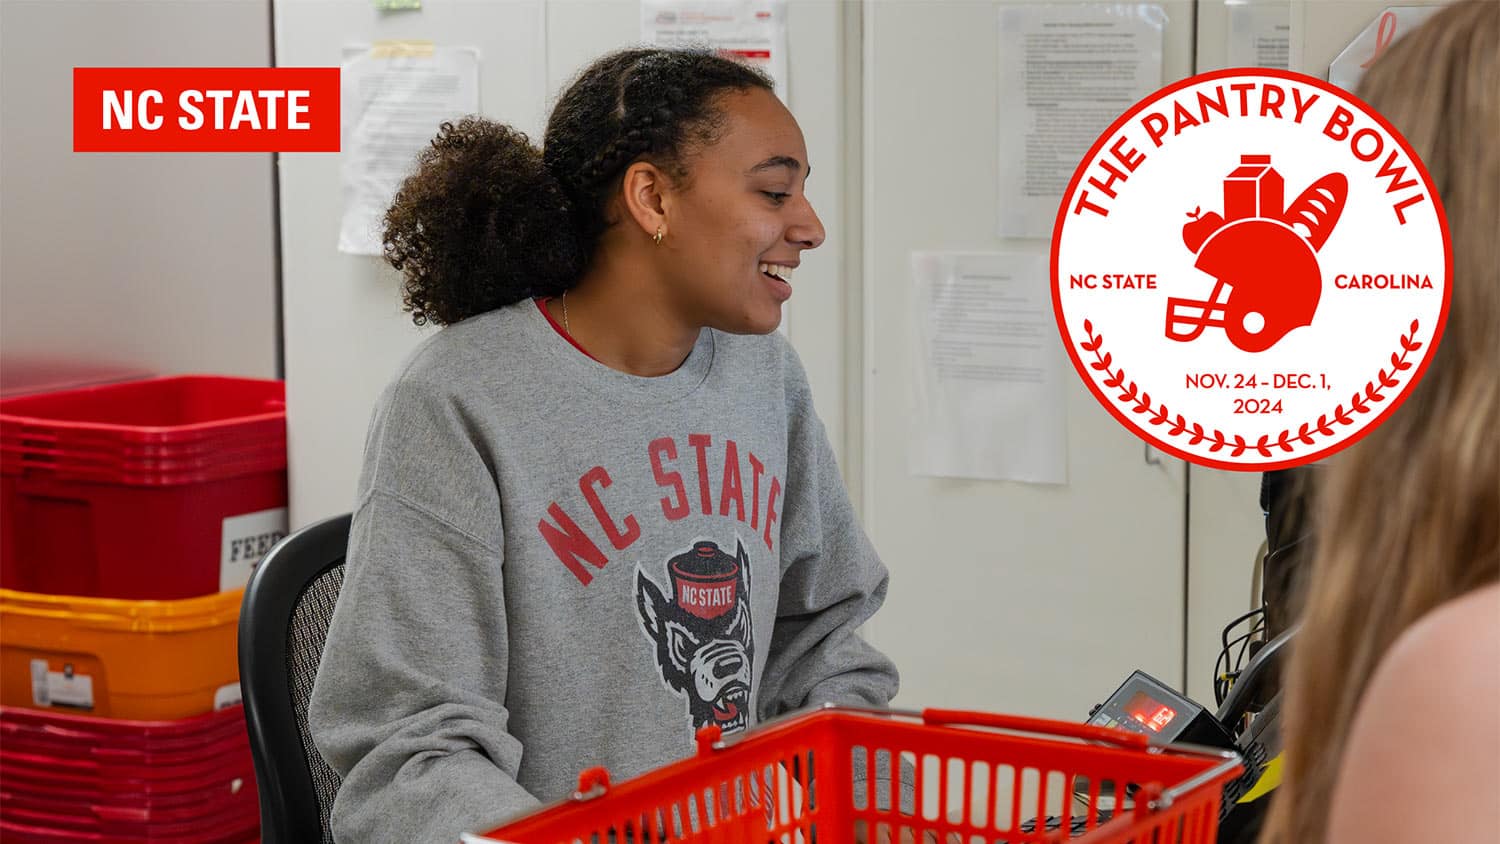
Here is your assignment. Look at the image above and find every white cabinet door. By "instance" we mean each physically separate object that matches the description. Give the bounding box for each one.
[861,0,1195,719]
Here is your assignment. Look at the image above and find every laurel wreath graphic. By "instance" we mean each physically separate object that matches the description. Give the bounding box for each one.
[1078,319,1423,458]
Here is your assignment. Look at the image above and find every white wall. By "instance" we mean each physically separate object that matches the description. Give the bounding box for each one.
[0,0,279,396]
[860,0,1197,719]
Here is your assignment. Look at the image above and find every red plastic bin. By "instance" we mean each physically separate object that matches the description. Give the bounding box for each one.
[0,376,284,450]
[0,708,248,756]
[0,704,260,843]
[0,779,249,812]
[0,376,287,599]
[1,797,243,828]
[0,818,259,844]
[473,706,1243,844]
[1,747,255,785]
[0,704,254,780]
[0,803,256,839]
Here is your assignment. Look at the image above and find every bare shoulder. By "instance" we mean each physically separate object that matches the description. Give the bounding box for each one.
[1327,582,1500,843]
[1379,583,1500,699]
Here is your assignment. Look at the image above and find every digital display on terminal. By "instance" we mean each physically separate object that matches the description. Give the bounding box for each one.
[1121,690,1178,733]
[1087,670,1237,750]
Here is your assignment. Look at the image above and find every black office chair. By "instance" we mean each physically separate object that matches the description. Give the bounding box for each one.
[239,513,352,844]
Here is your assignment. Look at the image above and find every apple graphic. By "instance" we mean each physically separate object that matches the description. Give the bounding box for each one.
[1182,206,1226,253]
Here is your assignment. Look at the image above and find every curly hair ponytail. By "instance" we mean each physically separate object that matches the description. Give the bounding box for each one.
[383,48,772,327]
[383,119,582,326]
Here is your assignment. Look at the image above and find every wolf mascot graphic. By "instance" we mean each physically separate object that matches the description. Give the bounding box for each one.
[636,539,755,737]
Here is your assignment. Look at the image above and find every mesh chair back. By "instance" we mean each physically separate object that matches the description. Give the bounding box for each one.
[240,513,352,844]
[288,564,345,842]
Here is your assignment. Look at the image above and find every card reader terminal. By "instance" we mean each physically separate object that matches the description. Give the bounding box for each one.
[1087,670,1237,750]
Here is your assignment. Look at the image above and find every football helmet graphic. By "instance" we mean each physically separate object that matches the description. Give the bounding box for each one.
[1167,160,1347,354]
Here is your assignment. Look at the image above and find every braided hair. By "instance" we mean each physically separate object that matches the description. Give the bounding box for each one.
[383,48,773,327]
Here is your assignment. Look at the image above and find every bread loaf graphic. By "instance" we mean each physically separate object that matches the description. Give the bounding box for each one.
[1282,173,1348,251]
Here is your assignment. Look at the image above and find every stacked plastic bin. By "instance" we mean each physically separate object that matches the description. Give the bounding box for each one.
[0,376,286,843]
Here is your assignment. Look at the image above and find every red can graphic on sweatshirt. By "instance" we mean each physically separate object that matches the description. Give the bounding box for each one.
[670,541,740,621]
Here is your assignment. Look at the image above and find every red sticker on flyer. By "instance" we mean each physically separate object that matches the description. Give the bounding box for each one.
[1052,69,1450,470]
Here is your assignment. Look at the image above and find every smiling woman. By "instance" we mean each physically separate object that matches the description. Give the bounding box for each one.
[381,49,824,369]
[305,48,898,844]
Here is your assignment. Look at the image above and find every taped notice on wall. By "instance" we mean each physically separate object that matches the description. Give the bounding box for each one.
[339,43,482,255]
[642,0,789,103]
[996,3,1165,239]
[909,251,1069,484]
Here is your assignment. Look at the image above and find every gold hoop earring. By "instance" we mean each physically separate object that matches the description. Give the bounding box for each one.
[653,227,664,246]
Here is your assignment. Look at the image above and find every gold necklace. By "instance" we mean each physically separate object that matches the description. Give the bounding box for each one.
[562,290,571,334]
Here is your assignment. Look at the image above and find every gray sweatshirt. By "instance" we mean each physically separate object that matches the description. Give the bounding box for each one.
[308,299,899,843]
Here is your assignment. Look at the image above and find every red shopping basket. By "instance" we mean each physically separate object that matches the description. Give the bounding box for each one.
[471,706,1242,844]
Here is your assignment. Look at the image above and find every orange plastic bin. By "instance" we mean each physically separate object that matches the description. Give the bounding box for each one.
[0,587,242,720]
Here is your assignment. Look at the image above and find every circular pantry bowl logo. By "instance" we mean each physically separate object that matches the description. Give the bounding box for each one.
[1052,69,1450,470]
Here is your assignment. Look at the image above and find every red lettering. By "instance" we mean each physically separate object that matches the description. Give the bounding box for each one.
[1171,101,1200,134]
[1075,131,1146,213]
[650,437,690,521]
[1376,150,1419,195]
[1229,82,1255,116]
[719,439,746,521]
[688,433,713,515]
[1259,83,1285,118]
[762,476,781,551]
[1086,157,1131,200]
[1197,87,1229,121]
[1323,105,1354,141]
[1142,111,1168,148]
[580,466,639,551]
[748,453,765,530]
[1109,135,1145,172]
[1351,127,1383,162]
[1290,88,1319,124]
[538,503,607,585]
[1392,192,1428,225]
[1073,190,1109,217]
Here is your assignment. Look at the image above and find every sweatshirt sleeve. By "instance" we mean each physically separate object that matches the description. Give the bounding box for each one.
[756,348,900,719]
[307,377,540,843]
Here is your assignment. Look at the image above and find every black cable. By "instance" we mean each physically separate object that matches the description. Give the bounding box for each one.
[1221,628,1259,670]
[1220,619,1265,704]
[1235,618,1265,669]
[1221,606,1267,638]
[1216,607,1267,705]
[1234,618,1266,679]
[1220,608,1266,662]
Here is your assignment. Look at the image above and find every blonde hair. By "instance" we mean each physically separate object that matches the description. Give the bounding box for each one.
[1259,2,1500,842]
